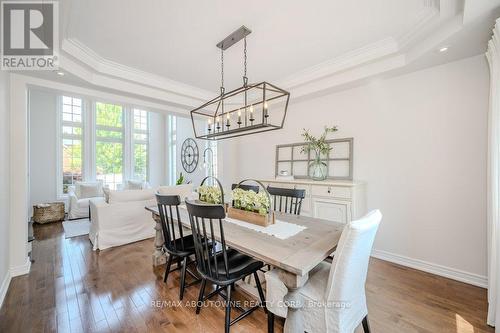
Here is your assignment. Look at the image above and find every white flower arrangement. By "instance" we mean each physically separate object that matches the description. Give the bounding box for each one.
[198,185,222,204]
[232,188,270,215]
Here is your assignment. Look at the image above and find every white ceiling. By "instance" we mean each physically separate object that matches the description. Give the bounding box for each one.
[26,0,500,109]
[63,0,426,91]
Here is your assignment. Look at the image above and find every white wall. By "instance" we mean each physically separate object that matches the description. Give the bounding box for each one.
[0,71,11,306]
[234,55,490,279]
[148,111,166,187]
[217,139,240,192]
[29,90,57,209]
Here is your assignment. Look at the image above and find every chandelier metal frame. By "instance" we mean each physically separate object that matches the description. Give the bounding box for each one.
[190,26,290,140]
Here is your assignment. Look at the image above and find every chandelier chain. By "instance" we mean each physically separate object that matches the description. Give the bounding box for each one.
[221,48,224,90]
[244,36,247,79]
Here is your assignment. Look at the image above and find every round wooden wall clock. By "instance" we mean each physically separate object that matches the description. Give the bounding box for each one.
[181,138,199,173]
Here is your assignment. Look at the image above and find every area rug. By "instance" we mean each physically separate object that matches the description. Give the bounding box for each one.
[62,219,90,238]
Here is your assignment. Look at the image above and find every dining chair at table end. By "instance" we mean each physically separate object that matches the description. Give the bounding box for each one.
[266,209,382,333]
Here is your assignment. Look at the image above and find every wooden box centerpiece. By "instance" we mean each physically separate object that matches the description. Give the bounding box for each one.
[227,206,275,227]
[197,177,275,227]
[228,182,274,227]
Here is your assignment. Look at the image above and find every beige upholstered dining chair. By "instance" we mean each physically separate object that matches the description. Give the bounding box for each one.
[266,210,382,333]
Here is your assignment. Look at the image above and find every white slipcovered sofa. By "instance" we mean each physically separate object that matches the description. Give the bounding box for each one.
[89,184,194,250]
[68,181,104,219]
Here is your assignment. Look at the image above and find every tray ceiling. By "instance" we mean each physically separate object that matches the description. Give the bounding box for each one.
[31,0,500,109]
[63,0,427,90]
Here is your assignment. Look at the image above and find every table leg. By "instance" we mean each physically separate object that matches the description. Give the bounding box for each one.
[283,290,305,333]
[270,267,309,333]
[152,213,166,266]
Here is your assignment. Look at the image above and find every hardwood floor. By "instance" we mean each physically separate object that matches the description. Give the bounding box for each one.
[0,221,494,333]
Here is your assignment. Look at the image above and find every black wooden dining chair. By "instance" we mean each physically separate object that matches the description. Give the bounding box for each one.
[185,199,267,333]
[267,186,306,215]
[231,183,260,193]
[156,194,200,300]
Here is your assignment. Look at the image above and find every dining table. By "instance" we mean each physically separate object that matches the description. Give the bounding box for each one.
[145,203,344,290]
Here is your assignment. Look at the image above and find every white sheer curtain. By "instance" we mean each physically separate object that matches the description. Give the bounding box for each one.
[487,18,500,329]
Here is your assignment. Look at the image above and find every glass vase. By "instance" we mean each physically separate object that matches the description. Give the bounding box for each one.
[309,156,328,181]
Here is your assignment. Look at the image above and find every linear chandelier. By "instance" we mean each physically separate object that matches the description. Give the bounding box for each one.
[191,26,290,140]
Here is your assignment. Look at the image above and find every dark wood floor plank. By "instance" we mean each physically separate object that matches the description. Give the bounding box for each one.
[0,221,493,333]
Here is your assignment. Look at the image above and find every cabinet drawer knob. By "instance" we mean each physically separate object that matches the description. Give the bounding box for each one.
[327,187,331,194]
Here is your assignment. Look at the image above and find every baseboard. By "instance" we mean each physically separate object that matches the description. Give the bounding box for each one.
[10,258,31,277]
[0,270,12,309]
[371,249,488,288]
[0,259,31,310]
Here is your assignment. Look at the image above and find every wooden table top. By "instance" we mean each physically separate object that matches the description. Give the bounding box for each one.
[146,204,344,277]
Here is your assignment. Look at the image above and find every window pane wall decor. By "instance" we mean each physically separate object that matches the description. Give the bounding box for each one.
[275,138,354,180]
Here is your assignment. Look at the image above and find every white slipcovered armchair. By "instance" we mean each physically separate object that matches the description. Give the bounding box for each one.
[266,210,382,333]
[67,181,104,219]
[89,188,157,250]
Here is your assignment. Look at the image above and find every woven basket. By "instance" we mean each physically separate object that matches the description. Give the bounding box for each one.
[33,202,65,224]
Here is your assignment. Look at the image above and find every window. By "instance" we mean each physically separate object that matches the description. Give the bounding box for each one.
[133,109,149,181]
[57,95,153,195]
[208,140,218,179]
[167,114,177,185]
[61,96,83,194]
[95,102,124,190]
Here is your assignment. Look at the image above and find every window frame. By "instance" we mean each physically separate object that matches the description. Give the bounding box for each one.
[56,94,86,199]
[94,101,126,190]
[54,88,218,196]
[131,108,150,182]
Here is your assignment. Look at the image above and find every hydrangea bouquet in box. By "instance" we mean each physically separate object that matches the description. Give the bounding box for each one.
[198,185,223,204]
[232,188,270,216]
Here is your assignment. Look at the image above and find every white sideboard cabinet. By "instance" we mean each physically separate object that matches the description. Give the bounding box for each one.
[259,179,366,224]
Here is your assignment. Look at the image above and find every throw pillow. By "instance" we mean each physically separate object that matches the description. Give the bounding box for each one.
[79,183,101,199]
[125,180,144,190]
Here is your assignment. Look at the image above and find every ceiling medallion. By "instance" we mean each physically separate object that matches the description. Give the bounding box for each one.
[191,26,290,140]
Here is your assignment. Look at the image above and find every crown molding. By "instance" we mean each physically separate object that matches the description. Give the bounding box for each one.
[62,38,215,101]
[58,51,208,109]
[396,0,440,49]
[57,0,470,105]
[279,0,441,98]
[278,37,399,90]
[289,53,406,100]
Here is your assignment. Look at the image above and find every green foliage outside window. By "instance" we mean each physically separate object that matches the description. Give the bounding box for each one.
[96,142,123,175]
[134,143,148,180]
[96,102,123,127]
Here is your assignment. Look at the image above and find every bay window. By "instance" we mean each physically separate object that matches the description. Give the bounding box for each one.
[58,97,152,196]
